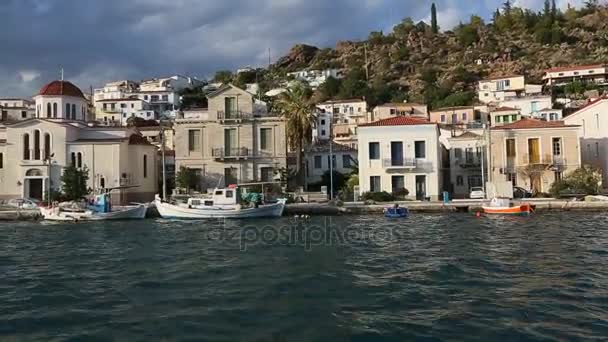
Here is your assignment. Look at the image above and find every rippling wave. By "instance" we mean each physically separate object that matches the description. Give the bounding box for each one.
[2,213,608,340]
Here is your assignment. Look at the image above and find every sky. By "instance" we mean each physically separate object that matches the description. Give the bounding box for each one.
[0,0,585,97]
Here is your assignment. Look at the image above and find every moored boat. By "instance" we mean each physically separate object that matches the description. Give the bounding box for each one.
[40,193,147,222]
[155,187,286,219]
[482,198,532,216]
[384,205,409,218]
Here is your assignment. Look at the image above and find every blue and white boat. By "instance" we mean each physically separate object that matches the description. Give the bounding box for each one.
[383,205,409,218]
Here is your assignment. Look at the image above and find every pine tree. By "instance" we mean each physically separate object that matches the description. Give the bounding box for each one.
[431,3,439,34]
[551,0,557,23]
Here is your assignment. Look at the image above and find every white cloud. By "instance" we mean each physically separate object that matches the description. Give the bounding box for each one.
[18,70,41,83]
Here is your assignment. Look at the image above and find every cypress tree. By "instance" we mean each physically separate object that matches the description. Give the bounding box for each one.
[431,3,438,34]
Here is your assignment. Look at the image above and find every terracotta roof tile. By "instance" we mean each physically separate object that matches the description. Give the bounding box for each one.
[491,118,578,130]
[38,80,85,98]
[545,64,606,73]
[481,74,523,81]
[360,116,434,127]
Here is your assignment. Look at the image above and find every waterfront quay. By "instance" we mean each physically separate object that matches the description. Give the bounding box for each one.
[285,199,608,216]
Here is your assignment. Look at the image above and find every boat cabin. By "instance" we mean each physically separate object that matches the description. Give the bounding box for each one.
[187,188,239,207]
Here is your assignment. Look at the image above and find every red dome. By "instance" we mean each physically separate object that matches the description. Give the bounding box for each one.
[38,80,85,98]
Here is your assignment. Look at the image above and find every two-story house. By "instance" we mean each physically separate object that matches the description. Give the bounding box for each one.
[0,98,35,122]
[174,84,286,191]
[429,106,489,127]
[563,98,608,186]
[543,64,608,86]
[370,103,428,122]
[316,98,367,124]
[490,118,581,193]
[357,116,443,200]
[95,97,157,125]
[447,131,485,198]
[478,75,526,103]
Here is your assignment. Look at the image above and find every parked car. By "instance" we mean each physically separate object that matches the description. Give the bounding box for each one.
[469,187,485,199]
[513,187,533,199]
[6,198,42,210]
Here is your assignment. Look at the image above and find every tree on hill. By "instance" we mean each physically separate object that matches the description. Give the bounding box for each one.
[213,70,233,84]
[431,3,439,34]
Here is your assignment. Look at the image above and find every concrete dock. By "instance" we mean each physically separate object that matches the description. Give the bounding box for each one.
[0,209,42,221]
[285,199,608,216]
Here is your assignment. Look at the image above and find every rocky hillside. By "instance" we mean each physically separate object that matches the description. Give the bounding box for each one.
[269,2,608,108]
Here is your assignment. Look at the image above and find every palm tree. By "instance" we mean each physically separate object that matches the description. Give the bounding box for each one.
[275,83,315,187]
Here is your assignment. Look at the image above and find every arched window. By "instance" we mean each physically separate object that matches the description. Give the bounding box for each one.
[77,152,82,168]
[36,105,40,118]
[71,152,76,166]
[0,152,3,169]
[46,103,51,118]
[44,133,51,160]
[34,130,41,160]
[53,103,57,118]
[66,103,71,118]
[143,155,148,178]
[72,104,76,120]
[23,133,30,160]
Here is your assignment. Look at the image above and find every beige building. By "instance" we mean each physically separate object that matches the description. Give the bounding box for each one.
[0,80,158,203]
[429,106,489,127]
[174,84,286,191]
[490,118,581,193]
[478,75,526,104]
[543,64,608,86]
[1,98,35,122]
[369,102,428,122]
[316,98,367,124]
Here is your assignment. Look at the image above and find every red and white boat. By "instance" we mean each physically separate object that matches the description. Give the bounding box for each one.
[482,198,532,216]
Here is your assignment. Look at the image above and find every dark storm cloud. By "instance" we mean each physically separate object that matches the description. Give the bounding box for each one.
[0,0,560,97]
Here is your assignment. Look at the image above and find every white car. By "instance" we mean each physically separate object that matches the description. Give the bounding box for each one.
[469,187,485,199]
[6,198,41,210]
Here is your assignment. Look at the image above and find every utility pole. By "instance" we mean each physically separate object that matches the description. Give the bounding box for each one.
[364,44,369,81]
[329,105,334,200]
[160,124,167,200]
[479,130,486,199]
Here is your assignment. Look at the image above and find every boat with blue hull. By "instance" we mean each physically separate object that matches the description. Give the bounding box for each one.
[384,205,409,218]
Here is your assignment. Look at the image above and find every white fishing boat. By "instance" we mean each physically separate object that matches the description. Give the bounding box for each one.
[155,187,286,219]
[40,193,147,222]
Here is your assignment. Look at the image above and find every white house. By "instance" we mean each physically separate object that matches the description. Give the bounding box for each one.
[305,141,357,185]
[95,97,157,125]
[563,97,608,185]
[499,96,553,117]
[543,64,608,86]
[0,80,158,204]
[312,111,332,142]
[532,108,563,121]
[288,69,345,88]
[357,116,443,200]
[316,98,367,124]
[93,80,139,103]
[446,131,485,199]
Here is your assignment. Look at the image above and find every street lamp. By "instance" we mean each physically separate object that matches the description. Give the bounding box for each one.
[44,153,55,207]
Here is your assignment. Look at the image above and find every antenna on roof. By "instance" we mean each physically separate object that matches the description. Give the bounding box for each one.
[60,67,64,81]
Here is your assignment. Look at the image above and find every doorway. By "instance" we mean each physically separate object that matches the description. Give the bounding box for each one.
[415,175,426,201]
[27,179,43,200]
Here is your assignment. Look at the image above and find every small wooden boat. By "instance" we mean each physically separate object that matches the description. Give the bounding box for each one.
[155,187,286,219]
[482,198,532,216]
[40,193,147,222]
[384,206,409,218]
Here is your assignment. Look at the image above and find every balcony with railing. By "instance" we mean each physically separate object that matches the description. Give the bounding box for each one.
[457,156,483,169]
[217,110,250,120]
[383,158,433,172]
[212,147,249,160]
